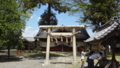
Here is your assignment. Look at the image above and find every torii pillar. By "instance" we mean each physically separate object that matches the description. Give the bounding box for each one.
[44,28,51,65]
[72,28,77,65]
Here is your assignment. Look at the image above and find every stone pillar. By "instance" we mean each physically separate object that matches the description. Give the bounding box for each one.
[44,28,51,65]
[72,28,77,65]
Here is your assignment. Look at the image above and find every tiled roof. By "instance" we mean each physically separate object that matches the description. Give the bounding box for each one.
[23,37,35,42]
[85,17,119,43]
[34,28,90,40]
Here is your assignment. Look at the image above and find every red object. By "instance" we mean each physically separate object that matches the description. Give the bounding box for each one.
[40,46,84,51]
[24,50,26,53]
[79,46,83,50]
[20,51,22,54]
[16,51,18,55]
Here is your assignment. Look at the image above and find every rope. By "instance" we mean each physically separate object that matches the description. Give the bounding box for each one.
[66,38,68,43]
[46,31,81,37]
[45,31,80,43]
[55,38,58,43]
[61,36,63,42]
[71,37,72,42]
[51,38,53,41]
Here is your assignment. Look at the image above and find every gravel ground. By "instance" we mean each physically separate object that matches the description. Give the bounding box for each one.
[1,51,120,68]
[0,51,88,68]
[1,51,119,68]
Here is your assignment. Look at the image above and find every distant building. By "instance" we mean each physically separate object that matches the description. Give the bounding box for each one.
[22,37,36,50]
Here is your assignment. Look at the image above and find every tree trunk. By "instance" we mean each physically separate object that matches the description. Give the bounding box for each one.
[48,3,51,25]
[8,45,10,60]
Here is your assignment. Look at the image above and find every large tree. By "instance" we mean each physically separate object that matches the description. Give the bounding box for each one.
[18,0,69,25]
[69,0,120,32]
[0,0,30,59]
[38,0,69,25]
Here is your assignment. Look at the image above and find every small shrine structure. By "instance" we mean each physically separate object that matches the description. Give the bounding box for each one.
[85,17,120,68]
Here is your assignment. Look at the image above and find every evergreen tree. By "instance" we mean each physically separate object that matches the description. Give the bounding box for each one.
[38,0,70,25]
[38,9,57,25]
[0,0,30,59]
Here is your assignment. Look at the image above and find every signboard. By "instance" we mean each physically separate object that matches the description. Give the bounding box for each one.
[91,45,100,51]
[91,45,105,51]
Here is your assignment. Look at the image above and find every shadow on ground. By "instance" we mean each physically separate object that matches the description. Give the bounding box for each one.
[24,52,67,60]
[0,55,22,62]
[51,62,72,64]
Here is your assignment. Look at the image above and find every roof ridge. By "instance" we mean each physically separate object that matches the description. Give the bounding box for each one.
[97,17,119,32]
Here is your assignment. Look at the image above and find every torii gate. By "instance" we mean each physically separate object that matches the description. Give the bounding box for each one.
[40,25,84,65]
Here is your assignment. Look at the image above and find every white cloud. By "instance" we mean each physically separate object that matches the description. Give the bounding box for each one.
[37,17,41,21]
[30,15,33,19]
[30,14,35,19]
[22,26,38,37]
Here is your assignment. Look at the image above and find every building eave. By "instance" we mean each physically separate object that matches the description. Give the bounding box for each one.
[85,17,119,43]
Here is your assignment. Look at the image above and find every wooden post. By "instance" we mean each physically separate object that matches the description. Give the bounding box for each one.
[72,28,77,65]
[44,28,51,65]
[108,39,119,68]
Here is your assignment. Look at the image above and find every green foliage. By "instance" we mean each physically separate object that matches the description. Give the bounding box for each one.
[18,0,70,28]
[83,0,119,32]
[18,0,69,13]
[84,45,90,51]
[17,0,43,12]
[37,0,69,25]
[69,0,120,32]
[0,0,30,48]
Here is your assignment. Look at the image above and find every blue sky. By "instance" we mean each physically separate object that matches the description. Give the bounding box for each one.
[22,5,94,37]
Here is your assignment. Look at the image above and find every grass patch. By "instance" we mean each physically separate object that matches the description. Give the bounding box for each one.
[105,54,111,58]
[15,52,38,56]
[21,53,37,55]
[70,66,79,68]
[105,54,120,60]
[116,56,120,59]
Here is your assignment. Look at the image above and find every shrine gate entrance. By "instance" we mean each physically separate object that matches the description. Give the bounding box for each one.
[40,25,84,65]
